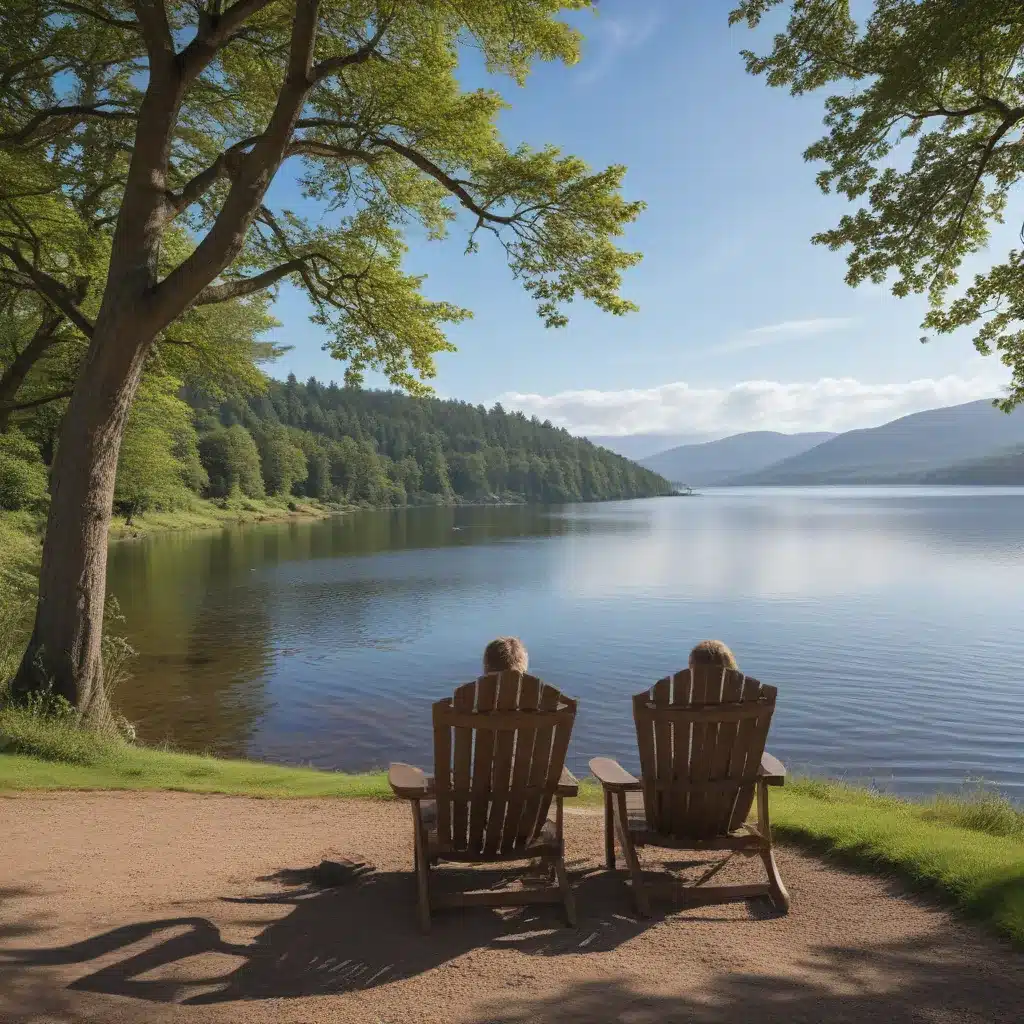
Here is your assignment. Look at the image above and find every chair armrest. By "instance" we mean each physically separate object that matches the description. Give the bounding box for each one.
[556,766,579,797]
[589,757,641,792]
[388,763,434,799]
[759,751,786,786]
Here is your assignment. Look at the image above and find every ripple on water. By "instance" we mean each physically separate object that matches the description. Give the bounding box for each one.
[105,493,1024,798]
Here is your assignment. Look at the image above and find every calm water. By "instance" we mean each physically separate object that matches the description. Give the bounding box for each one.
[106,488,1024,799]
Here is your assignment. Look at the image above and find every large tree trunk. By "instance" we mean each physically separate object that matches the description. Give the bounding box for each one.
[12,307,154,720]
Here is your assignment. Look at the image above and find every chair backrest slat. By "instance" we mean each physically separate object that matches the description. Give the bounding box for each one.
[729,677,775,831]
[466,674,498,853]
[632,668,776,841]
[501,673,541,854]
[706,669,746,833]
[481,674,520,856]
[449,682,475,849]
[432,672,577,856]
[518,682,561,849]
[651,676,673,832]
[668,669,691,836]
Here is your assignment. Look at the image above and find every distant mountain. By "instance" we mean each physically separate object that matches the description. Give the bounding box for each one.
[919,447,1024,485]
[589,432,711,460]
[735,399,1024,484]
[640,431,836,486]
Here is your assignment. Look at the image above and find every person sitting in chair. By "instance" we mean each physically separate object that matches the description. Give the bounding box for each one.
[483,635,528,675]
[688,638,738,671]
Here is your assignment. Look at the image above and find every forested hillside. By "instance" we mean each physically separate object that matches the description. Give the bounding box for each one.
[193,376,673,507]
[1,372,672,522]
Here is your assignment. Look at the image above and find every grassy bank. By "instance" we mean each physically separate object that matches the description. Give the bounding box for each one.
[107,494,340,539]
[1,710,1021,947]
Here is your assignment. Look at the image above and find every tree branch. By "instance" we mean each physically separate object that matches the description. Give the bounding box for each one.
[311,12,395,81]
[179,0,280,83]
[152,0,322,324]
[164,136,262,215]
[285,139,379,164]
[194,259,309,304]
[0,389,74,414]
[0,244,95,338]
[370,137,517,224]
[132,0,175,65]
[942,111,1024,261]
[0,310,68,428]
[54,1,140,30]
[0,104,138,147]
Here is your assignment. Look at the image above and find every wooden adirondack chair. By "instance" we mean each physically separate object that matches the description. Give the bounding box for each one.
[589,665,789,917]
[388,671,579,932]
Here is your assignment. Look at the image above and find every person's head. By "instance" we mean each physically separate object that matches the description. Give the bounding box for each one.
[483,636,529,675]
[688,639,738,672]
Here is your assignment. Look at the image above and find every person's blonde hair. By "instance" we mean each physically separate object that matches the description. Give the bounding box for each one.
[688,639,738,671]
[483,636,528,674]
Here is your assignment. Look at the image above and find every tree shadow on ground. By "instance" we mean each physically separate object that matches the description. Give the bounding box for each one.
[466,934,1024,1024]
[0,858,696,1005]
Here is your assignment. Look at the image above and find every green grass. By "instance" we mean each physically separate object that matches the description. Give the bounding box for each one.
[0,707,389,797]
[1,711,1021,946]
[771,779,1023,945]
[107,495,340,539]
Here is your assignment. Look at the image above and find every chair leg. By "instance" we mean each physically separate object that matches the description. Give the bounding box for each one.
[615,791,651,917]
[603,789,616,870]
[412,802,431,933]
[757,781,790,914]
[761,846,790,913]
[553,855,577,927]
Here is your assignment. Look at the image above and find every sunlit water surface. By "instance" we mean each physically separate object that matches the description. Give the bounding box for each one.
[107,488,1024,798]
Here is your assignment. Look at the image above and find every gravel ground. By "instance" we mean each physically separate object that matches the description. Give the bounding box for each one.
[1,792,1020,1024]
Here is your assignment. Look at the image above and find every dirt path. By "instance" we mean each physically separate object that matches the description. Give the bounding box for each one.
[1,792,1019,1024]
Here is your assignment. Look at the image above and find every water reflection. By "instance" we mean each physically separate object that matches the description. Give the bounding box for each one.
[105,491,1024,797]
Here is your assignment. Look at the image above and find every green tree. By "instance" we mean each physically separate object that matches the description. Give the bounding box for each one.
[732,0,1024,407]
[255,423,308,496]
[2,0,645,714]
[450,450,490,499]
[296,435,331,500]
[198,424,265,499]
[114,374,205,522]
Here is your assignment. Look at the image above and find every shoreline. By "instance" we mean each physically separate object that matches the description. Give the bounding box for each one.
[107,497,343,541]
[0,719,1020,947]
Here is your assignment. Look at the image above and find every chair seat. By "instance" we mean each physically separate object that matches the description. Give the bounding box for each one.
[421,802,560,860]
[623,791,761,849]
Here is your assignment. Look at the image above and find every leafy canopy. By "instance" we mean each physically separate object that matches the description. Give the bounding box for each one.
[1,0,644,395]
[731,0,1024,408]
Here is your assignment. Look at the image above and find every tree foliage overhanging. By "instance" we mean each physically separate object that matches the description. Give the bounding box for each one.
[0,0,650,711]
[731,0,1024,408]
[0,0,643,396]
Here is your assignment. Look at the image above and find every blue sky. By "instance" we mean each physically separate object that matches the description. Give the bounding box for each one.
[268,0,1009,439]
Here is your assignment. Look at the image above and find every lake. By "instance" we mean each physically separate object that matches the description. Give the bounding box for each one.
[106,487,1024,800]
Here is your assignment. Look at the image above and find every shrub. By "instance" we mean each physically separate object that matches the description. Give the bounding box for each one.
[0,431,48,512]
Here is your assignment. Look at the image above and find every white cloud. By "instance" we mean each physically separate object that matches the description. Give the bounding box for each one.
[574,11,660,85]
[745,317,854,338]
[719,317,855,353]
[498,374,1005,437]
